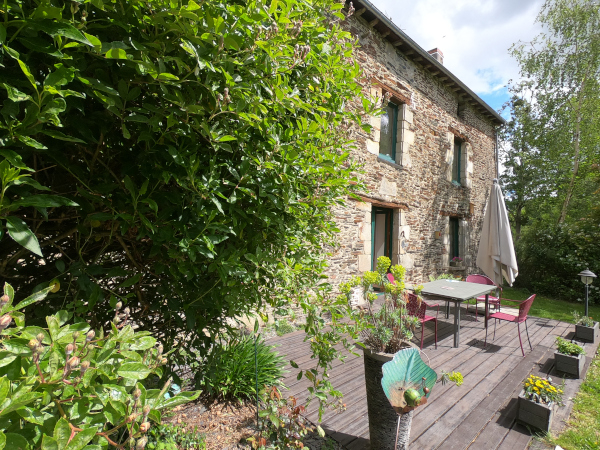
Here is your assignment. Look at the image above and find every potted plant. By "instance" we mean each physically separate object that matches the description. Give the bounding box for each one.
[517,374,562,432]
[554,337,586,378]
[573,311,599,343]
[340,256,420,450]
[449,256,463,267]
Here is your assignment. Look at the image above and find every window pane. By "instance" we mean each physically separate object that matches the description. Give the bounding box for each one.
[449,218,459,258]
[379,103,396,160]
[452,141,461,182]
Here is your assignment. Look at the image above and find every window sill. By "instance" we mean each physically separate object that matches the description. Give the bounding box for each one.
[444,265,467,271]
[377,156,404,170]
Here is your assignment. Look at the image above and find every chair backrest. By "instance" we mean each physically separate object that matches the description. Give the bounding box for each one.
[407,293,426,320]
[518,294,536,322]
[466,274,496,287]
[386,273,395,284]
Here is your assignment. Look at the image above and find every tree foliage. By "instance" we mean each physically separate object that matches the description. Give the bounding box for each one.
[0,0,374,388]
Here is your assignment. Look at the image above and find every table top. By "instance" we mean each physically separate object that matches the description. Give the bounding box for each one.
[421,279,496,301]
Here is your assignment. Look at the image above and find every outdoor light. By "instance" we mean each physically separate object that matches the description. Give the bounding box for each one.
[578,268,597,317]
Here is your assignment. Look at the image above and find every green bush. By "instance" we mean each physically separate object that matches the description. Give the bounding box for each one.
[0,282,199,449]
[556,336,585,356]
[196,334,284,402]
[274,319,296,336]
[0,0,374,376]
[147,423,206,450]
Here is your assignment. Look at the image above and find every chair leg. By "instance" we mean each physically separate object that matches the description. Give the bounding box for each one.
[420,320,425,350]
[525,320,532,351]
[493,318,497,341]
[517,322,525,357]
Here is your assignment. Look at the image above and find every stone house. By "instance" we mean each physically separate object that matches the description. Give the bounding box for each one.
[328,0,506,287]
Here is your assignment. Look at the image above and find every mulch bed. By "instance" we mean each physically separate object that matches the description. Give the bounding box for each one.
[165,399,345,449]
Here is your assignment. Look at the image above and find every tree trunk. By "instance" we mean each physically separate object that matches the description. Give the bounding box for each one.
[557,107,581,224]
[395,410,413,450]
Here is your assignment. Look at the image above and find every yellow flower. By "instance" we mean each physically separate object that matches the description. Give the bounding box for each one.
[534,387,539,392]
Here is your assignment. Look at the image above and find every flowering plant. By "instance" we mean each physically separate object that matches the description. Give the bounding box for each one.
[573,311,595,327]
[522,374,562,404]
[451,257,463,262]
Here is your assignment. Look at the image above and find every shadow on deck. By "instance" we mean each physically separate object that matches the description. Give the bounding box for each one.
[267,305,599,450]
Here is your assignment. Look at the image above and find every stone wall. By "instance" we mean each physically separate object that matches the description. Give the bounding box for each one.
[325,14,498,287]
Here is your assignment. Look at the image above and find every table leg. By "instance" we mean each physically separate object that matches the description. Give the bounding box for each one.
[446,302,450,319]
[484,293,489,330]
[454,301,460,348]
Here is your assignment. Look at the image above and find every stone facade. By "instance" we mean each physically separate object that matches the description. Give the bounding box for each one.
[325,10,502,287]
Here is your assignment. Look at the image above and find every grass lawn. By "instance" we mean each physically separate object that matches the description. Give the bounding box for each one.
[549,352,600,449]
[499,287,600,324]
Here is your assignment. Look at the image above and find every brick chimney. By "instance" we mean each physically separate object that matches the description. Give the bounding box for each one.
[428,48,444,65]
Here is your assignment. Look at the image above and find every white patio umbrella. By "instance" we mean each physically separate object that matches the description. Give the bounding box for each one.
[476,179,518,286]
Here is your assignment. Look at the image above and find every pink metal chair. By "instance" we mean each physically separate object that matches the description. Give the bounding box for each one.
[407,293,438,349]
[485,294,536,357]
[386,273,441,318]
[465,274,502,320]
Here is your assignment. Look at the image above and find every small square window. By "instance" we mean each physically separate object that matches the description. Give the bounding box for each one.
[452,138,462,183]
[379,101,398,163]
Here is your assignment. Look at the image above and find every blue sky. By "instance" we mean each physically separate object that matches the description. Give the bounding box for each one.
[368,0,544,120]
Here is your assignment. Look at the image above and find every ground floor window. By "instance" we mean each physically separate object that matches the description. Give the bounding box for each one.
[372,207,393,270]
[449,217,460,259]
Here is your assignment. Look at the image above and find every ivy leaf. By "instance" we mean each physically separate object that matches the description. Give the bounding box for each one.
[6,216,42,256]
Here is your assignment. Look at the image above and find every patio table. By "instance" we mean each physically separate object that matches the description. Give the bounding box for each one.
[420,279,496,347]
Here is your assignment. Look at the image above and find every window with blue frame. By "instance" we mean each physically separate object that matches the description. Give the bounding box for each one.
[449,217,460,259]
[379,101,398,163]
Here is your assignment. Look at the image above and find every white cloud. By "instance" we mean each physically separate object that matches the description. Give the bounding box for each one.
[368,0,544,98]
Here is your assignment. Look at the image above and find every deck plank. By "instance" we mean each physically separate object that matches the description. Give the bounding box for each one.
[268,309,598,450]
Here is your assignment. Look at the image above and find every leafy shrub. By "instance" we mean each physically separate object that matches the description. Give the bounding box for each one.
[248,386,319,450]
[196,334,284,401]
[274,319,296,336]
[555,337,585,356]
[0,0,373,378]
[147,424,206,450]
[515,221,600,303]
[0,282,198,449]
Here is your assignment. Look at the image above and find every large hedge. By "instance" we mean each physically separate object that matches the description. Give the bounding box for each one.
[0,0,372,370]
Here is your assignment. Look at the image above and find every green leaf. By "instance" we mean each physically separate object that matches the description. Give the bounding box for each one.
[0,352,17,369]
[41,130,86,143]
[4,434,28,450]
[33,5,63,20]
[0,392,43,416]
[129,336,156,350]
[65,427,96,450]
[0,24,6,44]
[54,418,71,447]
[117,362,151,380]
[6,216,42,256]
[118,273,141,288]
[41,435,58,450]
[17,135,47,150]
[156,391,200,410]
[0,150,32,171]
[3,84,30,102]
[17,406,45,425]
[156,73,179,81]
[0,431,5,450]
[44,64,76,87]
[31,20,93,46]
[10,195,79,209]
[17,60,37,90]
[13,286,52,310]
[105,48,127,59]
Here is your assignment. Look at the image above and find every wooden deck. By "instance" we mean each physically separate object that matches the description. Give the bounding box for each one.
[268,305,599,449]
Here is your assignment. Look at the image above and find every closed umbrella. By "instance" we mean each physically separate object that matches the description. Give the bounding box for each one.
[476,179,518,286]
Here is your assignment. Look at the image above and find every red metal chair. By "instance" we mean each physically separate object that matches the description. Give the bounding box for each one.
[465,274,502,320]
[407,293,438,349]
[485,294,536,357]
[386,273,441,318]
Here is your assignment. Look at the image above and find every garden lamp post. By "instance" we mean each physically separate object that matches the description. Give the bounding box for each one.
[578,269,597,318]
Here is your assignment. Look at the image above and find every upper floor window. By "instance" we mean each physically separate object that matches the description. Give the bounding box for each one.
[379,101,398,163]
[452,138,462,183]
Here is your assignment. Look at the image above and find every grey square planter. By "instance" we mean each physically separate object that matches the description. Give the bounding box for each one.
[555,351,585,378]
[575,321,599,343]
[517,390,555,432]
